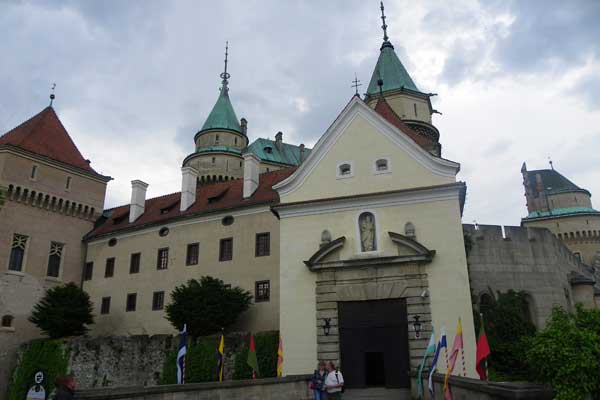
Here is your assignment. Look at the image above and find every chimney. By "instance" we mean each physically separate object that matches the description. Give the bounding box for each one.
[243,153,260,199]
[275,131,283,151]
[129,180,149,223]
[240,118,247,136]
[180,166,198,211]
[299,144,305,163]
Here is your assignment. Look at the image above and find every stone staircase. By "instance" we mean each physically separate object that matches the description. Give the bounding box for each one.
[342,388,411,400]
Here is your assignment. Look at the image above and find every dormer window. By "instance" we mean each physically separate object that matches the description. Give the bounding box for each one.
[264,146,273,154]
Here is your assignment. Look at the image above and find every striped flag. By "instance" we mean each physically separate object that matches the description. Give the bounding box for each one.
[176,324,187,384]
[417,327,436,399]
[217,333,225,382]
[443,319,464,400]
[247,334,260,379]
[276,335,283,377]
[429,327,447,398]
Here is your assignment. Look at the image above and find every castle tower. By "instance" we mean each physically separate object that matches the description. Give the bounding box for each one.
[364,2,441,156]
[183,43,248,184]
[521,162,600,267]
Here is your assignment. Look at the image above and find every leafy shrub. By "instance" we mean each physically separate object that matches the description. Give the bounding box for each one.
[526,306,600,400]
[165,277,252,338]
[8,339,69,400]
[29,283,94,338]
[233,331,279,379]
[160,336,220,384]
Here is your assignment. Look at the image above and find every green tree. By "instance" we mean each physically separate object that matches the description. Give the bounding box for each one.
[165,277,252,337]
[478,290,536,380]
[526,306,600,400]
[29,283,94,338]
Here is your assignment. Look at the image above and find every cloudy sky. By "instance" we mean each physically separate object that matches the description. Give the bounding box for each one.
[2,0,599,226]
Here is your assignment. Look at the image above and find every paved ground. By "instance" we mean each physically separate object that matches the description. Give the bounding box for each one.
[343,388,411,400]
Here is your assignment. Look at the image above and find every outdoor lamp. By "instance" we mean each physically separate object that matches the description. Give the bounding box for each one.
[413,315,422,339]
[323,318,332,336]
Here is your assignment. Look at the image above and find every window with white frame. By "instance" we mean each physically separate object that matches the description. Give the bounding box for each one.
[47,242,64,278]
[374,158,389,173]
[337,162,353,178]
[8,234,28,272]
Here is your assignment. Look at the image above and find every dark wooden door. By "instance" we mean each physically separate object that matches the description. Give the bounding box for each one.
[338,299,410,388]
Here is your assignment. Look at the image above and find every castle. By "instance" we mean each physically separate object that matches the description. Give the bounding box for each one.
[1,3,599,395]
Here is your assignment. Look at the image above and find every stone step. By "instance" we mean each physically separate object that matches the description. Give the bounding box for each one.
[342,387,411,400]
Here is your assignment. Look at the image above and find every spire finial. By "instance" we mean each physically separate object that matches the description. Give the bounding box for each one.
[49,83,56,106]
[220,41,231,93]
[548,156,554,170]
[351,73,362,96]
[380,1,389,42]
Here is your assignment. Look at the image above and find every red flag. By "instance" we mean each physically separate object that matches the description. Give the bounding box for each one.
[247,334,259,379]
[476,316,491,380]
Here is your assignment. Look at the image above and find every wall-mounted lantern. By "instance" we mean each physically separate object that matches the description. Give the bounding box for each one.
[323,318,332,336]
[413,315,422,339]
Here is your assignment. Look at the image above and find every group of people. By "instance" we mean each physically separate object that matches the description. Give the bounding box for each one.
[310,361,345,400]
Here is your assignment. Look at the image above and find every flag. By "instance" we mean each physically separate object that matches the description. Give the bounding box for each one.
[476,315,491,380]
[247,334,260,379]
[443,319,463,400]
[176,324,187,385]
[217,333,225,382]
[276,335,283,377]
[429,327,447,398]
[417,327,436,399]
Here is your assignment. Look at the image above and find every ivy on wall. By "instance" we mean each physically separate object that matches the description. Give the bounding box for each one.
[8,339,69,400]
[233,331,279,380]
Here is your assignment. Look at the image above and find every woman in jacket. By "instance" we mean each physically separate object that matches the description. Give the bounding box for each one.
[310,361,328,400]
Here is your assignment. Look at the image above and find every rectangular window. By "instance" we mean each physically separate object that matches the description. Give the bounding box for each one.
[126,293,137,312]
[105,257,115,278]
[130,253,141,274]
[47,242,64,278]
[66,176,72,190]
[152,291,165,311]
[186,243,199,266]
[255,280,270,302]
[156,248,169,270]
[83,262,93,281]
[219,238,233,261]
[255,233,271,257]
[100,297,111,314]
[8,233,28,272]
[30,165,38,180]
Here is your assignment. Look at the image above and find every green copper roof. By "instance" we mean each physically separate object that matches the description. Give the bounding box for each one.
[247,138,311,166]
[200,88,242,134]
[524,207,600,220]
[367,42,419,95]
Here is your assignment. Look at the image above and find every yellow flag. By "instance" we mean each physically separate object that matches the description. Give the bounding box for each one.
[276,335,283,377]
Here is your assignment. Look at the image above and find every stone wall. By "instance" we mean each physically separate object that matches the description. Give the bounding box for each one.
[75,375,312,400]
[465,224,596,327]
[411,373,553,399]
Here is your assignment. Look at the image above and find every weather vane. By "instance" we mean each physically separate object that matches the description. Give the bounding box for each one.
[220,41,231,92]
[49,83,56,106]
[380,1,389,42]
[351,74,362,96]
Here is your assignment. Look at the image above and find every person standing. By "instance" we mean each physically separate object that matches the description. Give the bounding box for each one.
[48,376,75,400]
[310,361,328,400]
[325,361,344,399]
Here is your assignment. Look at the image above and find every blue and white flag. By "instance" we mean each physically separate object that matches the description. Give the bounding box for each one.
[428,327,447,397]
[177,324,187,384]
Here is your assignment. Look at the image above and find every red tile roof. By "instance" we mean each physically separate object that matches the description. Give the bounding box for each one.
[86,168,296,239]
[373,97,433,148]
[0,106,100,175]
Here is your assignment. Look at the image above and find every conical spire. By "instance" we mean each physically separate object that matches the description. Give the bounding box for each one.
[366,2,419,96]
[200,42,242,134]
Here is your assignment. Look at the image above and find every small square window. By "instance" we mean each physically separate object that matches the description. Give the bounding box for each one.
[340,164,351,175]
[186,243,199,266]
[255,233,270,257]
[152,291,165,311]
[105,258,115,278]
[100,297,111,314]
[130,253,141,274]
[336,161,354,179]
[157,248,169,270]
[255,280,270,302]
[84,262,93,281]
[374,158,391,174]
[126,293,137,312]
[219,238,233,261]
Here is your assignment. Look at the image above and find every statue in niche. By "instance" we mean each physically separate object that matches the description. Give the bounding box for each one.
[359,212,376,252]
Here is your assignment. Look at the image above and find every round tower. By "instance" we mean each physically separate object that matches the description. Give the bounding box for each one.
[183,43,248,184]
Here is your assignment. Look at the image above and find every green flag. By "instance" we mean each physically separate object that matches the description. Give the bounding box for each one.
[247,334,259,378]
[417,328,436,399]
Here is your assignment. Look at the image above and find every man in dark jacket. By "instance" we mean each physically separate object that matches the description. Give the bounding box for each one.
[49,376,75,400]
